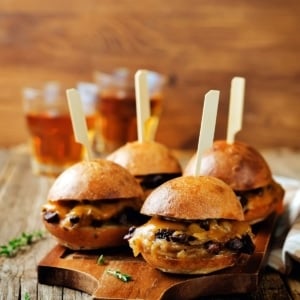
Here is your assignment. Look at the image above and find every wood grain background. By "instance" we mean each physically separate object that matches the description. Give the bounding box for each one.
[1,0,300,150]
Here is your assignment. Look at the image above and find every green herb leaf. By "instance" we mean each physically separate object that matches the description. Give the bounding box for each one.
[106,269,132,282]
[24,292,31,300]
[97,254,106,265]
[0,230,45,257]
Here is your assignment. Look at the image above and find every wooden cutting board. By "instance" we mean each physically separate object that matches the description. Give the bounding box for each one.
[38,213,277,300]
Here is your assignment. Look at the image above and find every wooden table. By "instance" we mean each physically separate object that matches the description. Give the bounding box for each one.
[0,145,300,300]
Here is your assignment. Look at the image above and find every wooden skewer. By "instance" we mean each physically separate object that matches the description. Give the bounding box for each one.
[226,77,245,144]
[194,90,220,176]
[66,88,93,161]
[135,70,151,143]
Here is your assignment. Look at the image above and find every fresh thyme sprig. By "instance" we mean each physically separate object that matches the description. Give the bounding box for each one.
[97,254,106,265]
[0,230,45,257]
[106,269,132,282]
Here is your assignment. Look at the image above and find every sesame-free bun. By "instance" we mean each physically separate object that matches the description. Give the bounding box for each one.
[184,140,272,191]
[106,140,182,176]
[48,159,143,201]
[141,176,244,221]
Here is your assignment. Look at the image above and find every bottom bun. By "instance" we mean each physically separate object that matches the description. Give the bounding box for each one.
[44,222,129,250]
[140,251,239,274]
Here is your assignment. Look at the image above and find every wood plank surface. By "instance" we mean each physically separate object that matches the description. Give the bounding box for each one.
[0,146,91,300]
[0,145,300,299]
[1,0,300,149]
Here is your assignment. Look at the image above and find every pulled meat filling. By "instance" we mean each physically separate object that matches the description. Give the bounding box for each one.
[128,217,255,259]
[235,186,265,211]
[152,228,254,254]
[235,180,284,213]
[42,198,147,229]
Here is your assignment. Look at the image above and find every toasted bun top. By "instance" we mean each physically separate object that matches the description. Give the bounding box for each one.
[184,140,272,191]
[141,176,244,221]
[106,141,182,176]
[47,159,143,201]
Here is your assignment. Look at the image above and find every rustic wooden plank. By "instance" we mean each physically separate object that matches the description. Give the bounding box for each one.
[37,285,63,300]
[37,285,91,300]
[21,278,38,300]
[188,271,291,300]
[0,147,52,299]
[60,288,92,300]
[0,277,20,300]
[0,147,96,299]
[0,149,49,239]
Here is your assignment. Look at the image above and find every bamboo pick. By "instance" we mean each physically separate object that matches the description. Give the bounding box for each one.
[194,90,220,176]
[135,70,151,142]
[226,77,245,144]
[66,88,93,161]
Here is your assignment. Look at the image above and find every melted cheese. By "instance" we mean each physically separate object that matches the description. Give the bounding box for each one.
[42,199,139,229]
[129,217,253,258]
[245,180,284,211]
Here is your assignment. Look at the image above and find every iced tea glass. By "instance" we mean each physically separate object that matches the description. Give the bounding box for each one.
[23,82,97,177]
[94,69,166,155]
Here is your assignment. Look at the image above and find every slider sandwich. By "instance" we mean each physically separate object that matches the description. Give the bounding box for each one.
[184,140,285,224]
[126,176,255,274]
[107,140,182,199]
[41,159,144,250]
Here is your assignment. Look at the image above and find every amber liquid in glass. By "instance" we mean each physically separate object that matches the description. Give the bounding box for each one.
[26,113,96,175]
[95,93,163,154]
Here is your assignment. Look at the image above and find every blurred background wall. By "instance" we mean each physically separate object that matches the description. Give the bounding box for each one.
[1,0,299,150]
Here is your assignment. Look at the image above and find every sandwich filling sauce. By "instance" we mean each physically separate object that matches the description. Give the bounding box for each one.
[42,198,144,229]
[127,217,255,259]
[235,180,284,214]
